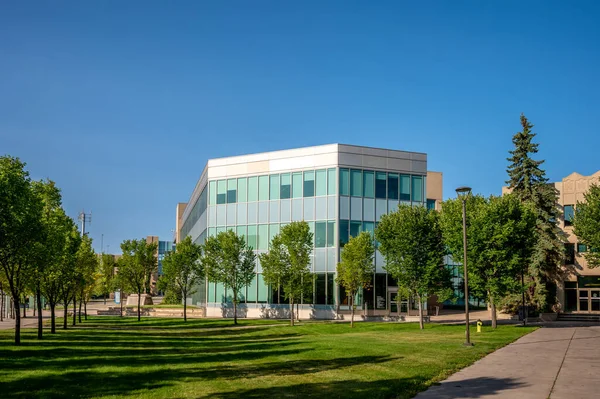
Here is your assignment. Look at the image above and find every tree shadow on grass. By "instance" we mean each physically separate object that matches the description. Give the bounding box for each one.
[0,355,395,398]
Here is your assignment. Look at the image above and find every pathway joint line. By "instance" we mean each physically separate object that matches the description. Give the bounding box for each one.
[548,328,576,399]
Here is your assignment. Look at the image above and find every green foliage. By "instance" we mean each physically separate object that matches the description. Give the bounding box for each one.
[161,236,203,320]
[441,194,537,325]
[259,221,313,326]
[506,114,565,311]
[336,232,375,327]
[376,205,451,328]
[203,231,255,324]
[76,235,99,305]
[96,254,117,298]
[573,183,600,268]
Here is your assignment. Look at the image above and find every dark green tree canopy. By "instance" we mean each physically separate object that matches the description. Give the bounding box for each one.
[573,183,600,268]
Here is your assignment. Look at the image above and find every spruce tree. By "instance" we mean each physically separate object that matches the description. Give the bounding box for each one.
[506,114,564,311]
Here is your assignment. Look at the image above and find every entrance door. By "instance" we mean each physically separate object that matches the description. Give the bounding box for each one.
[591,290,600,312]
[389,292,398,314]
[579,290,589,312]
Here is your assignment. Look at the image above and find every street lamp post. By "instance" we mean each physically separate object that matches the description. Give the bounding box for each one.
[456,186,473,347]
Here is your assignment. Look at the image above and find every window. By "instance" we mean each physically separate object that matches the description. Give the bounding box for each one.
[316,169,327,196]
[257,274,268,303]
[247,225,257,250]
[209,181,217,205]
[339,168,350,196]
[248,176,258,202]
[327,273,335,305]
[270,174,280,200]
[350,169,362,197]
[326,221,335,247]
[269,224,280,243]
[387,173,399,200]
[578,243,588,253]
[237,178,247,202]
[258,224,269,250]
[227,179,237,203]
[315,222,327,248]
[400,175,411,201]
[292,172,303,198]
[564,205,574,226]
[427,199,436,210]
[217,180,227,204]
[363,170,374,198]
[315,274,326,304]
[280,173,291,199]
[246,275,257,302]
[350,220,362,238]
[236,226,247,243]
[411,176,423,202]
[258,176,269,201]
[327,168,336,195]
[363,221,374,237]
[375,172,387,199]
[304,171,315,197]
[565,243,575,265]
[375,274,386,309]
[339,220,349,247]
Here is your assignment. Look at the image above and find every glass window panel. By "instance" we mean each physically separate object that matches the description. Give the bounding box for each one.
[387,173,399,200]
[315,169,327,196]
[207,281,215,303]
[257,274,268,303]
[258,201,269,224]
[292,172,303,198]
[269,224,280,243]
[227,179,237,203]
[327,196,336,219]
[315,274,326,304]
[236,226,247,243]
[270,174,280,200]
[226,204,236,225]
[258,224,269,250]
[259,175,269,201]
[215,282,226,303]
[578,243,588,253]
[427,199,436,210]
[376,199,387,220]
[315,222,327,248]
[248,176,258,202]
[328,168,336,195]
[399,175,410,201]
[327,273,334,305]
[350,221,362,238]
[269,201,280,223]
[363,198,375,221]
[246,275,257,302]
[339,168,349,196]
[375,172,387,199]
[237,178,247,202]
[327,248,336,272]
[350,169,362,197]
[326,221,335,247]
[208,205,217,227]
[208,227,216,237]
[340,196,350,219]
[247,225,257,250]
[217,180,227,204]
[217,204,226,226]
[388,200,399,214]
[280,199,291,222]
[339,220,349,247]
[209,181,217,205]
[564,205,574,226]
[350,197,362,220]
[315,249,326,272]
[280,173,291,199]
[363,170,374,198]
[304,197,315,220]
[375,274,387,309]
[292,198,303,221]
[237,203,247,224]
[304,171,315,197]
[308,221,315,247]
[247,202,257,224]
[411,176,423,202]
[216,226,226,235]
[315,197,327,220]
[363,221,374,237]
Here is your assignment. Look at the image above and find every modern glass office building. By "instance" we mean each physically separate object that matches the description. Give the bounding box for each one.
[177,144,443,319]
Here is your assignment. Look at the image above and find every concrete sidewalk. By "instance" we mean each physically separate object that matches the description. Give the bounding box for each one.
[415,325,600,398]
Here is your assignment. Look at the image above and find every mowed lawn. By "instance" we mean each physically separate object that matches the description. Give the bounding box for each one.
[0,317,536,399]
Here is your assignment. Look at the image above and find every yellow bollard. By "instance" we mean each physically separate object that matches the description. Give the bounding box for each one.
[477,319,482,333]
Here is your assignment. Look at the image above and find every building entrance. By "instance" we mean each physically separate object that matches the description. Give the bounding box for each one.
[389,292,408,314]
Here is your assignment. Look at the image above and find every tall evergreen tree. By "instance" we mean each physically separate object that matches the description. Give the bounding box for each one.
[506,114,564,311]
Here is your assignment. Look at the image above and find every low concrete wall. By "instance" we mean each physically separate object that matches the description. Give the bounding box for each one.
[97,307,206,318]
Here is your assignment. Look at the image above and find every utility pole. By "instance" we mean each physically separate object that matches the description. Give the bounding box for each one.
[78,210,92,236]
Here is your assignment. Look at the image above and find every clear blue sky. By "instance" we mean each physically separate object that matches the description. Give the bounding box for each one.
[1,1,599,254]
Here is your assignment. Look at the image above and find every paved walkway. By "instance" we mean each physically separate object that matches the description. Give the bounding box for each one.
[415,325,600,398]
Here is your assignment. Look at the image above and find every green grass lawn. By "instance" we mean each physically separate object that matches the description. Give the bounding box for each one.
[0,317,536,399]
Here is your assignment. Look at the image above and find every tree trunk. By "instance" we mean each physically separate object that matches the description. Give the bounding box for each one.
[22,295,27,318]
[233,291,237,325]
[183,289,187,322]
[417,294,424,330]
[137,290,141,321]
[63,299,68,329]
[296,302,300,322]
[72,296,76,326]
[120,289,123,317]
[78,296,82,323]
[14,296,21,345]
[350,291,355,328]
[50,303,56,334]
[490,295,497,329]
[1,283,4,322]
[84,300,87,320]
[36,289,43,340]
[290,297,294,327]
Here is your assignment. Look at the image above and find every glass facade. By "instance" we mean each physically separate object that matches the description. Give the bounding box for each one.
[179,153,429,312]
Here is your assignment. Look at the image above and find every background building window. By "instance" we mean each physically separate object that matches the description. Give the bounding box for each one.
[411,176,423,202]
[363,170,374,198]
[375,172,386,199]
[565,243,575,265]
[315,169,327,196]
[248,177,258,202]
[564,205,574,226]
[350,169,362,197]
[292,172,303,198]
[427,199,436,210]
[280,173,291,199]
[578,243,588,253]
[303,171,315,197]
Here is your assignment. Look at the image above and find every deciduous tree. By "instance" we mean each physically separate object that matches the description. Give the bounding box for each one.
[573,183,600,268]
[259,221,313,326]
[336,232,375,328]
[118,239,158,321]
[376,205,451,329]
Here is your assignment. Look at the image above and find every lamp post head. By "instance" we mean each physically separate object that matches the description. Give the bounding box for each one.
[455,186,472,197]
